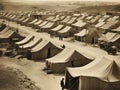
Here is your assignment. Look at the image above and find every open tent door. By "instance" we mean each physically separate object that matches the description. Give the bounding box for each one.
[47,48,51,58]
[65,71,79,90]
[26,50,32,59]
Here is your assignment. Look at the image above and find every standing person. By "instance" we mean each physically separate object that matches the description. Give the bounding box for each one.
[60,78,65,90]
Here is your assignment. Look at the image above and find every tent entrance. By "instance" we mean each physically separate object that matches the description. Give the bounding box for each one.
[26,50,32,59]
[65,71,79,90]
[47,48,51,58]
[69,77,79,90]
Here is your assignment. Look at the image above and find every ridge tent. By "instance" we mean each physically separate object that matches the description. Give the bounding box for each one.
[27,40,62,60]
[98,15,111,22]
[28,19,38,27]
[72,20,86,28]
[13,16,22,22]
[15,35,34,46]
[61,16,71,24]
[51,16,60,22]
[0,30,23,42]
[58,26,74,38]
[38,21,48,28]
[90,15,101,24]
[0,27,9,34]
[21,17,31,25]
[60,16,66,20]
[33,20,43,27]
[51,24,64,32]
[65,56,120,90]
[50,25,64,35]
[46,47,95,73]
[46,16,55,21]
[40,22,56,32]
[19,37,42,49]
[74,29,88,41]
[107,16,119,22]
[67,17,77,24]
[72,20,87,31]
[94,21,105,28]
[112,26,120,32]
[109,34,120,43]
[18,17,27,23]
[85,15,93,21]
[77,14,88,20]
[100,20,119,33]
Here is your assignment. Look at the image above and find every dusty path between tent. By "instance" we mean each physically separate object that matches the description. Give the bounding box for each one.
[0,57,63,90]
[6,20,120,58]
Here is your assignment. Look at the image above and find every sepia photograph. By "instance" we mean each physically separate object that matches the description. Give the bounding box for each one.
[0,0,120,90]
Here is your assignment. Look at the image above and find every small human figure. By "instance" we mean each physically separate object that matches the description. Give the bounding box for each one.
[62,45,65,48]
[60,78,65,90]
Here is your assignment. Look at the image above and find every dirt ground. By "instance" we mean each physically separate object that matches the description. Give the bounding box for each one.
[0,58,41,90]
[0,56,64,90]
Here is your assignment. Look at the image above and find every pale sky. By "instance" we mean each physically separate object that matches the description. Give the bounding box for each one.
[2,0,120,2]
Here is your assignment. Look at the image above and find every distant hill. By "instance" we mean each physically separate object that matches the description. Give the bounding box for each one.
[1,1,120,12]
[76,5,120,13]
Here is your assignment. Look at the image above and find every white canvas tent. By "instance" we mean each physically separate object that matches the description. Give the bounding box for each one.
[77,14,87,20]
[27,40,63,60]
[105,32,120,42]
[40,22,55,32]
[98,15,111,22]
[65,56,120,90]
[19,37,42,49]
[51,25,64,32]
[34,20,43,26]
[107,16,119,22]
[0,27,9,35]
[100,20,119,33]
[46,48,95,73]
[112,26,120,32]
[0,29,23,42]
[15,35,34,46]
[74,29,88,37]
[38,21,48,27]
[95,21,105,28]
[46,16,55,21]
[67,17,77,24]
[74,29,88,41]
[90,15,101,23]
[58,26,74,37]
[72,20,86,28]
[61,16,71,23]
[28,19,38,25]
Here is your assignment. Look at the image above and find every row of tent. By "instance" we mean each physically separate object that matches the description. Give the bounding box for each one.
[11,28,96,74]
[0,27,24,43]
[1,12,120,42]
[1,12,120,50]
[15,34,63,60]
[0,27,96,74]
[0,23,120,90]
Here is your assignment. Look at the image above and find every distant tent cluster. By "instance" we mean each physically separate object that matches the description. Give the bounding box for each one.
[1,11,120,51]
[0,10,120,90]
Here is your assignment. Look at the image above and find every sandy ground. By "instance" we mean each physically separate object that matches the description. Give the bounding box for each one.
[0,19,120,90]
[0,59,40,90]
[0,56,63,90]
